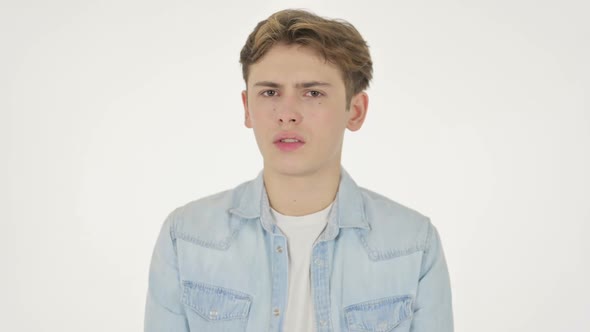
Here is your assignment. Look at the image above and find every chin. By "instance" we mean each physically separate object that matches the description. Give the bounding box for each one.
[265,161,316,178]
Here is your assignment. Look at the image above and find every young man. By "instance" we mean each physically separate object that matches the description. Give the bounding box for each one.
[145,9,453,332]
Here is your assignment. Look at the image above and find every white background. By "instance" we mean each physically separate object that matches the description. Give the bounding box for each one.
[2,0,589,331]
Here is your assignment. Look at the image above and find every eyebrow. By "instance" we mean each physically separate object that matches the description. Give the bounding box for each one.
[253,81,332,89]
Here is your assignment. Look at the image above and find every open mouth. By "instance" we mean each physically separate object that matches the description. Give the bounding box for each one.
[274,135,305,151]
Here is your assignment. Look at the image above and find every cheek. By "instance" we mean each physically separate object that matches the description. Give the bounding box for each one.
[249,112,274,139]
[249,101,276,122]
[251,113,273,128]
[312,103,348,125]
[313,115,347,142]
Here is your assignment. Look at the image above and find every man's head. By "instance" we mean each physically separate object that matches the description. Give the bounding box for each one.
[240,9,373,108]
[240,10,373,178]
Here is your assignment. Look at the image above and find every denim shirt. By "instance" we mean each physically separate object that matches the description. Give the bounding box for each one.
[144,169,453,331]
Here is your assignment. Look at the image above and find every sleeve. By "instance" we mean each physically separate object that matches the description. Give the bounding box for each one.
[410,222,454,332]
[144,211,190,332]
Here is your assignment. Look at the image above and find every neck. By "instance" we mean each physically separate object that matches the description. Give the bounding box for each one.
[263,165,341,216]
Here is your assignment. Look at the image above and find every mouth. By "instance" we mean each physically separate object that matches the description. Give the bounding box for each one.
[276,138,303,143]
[273,133,305,144]
[273,134,305,152]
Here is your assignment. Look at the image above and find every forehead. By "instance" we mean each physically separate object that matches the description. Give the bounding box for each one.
[248,44,345,87]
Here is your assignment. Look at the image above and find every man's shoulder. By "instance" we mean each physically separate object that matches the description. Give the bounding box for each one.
[358,186,430,225]
[164,178,255,249]
[356,186,434,260]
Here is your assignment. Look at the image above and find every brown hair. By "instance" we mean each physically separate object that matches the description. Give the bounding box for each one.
[240,9,373,106]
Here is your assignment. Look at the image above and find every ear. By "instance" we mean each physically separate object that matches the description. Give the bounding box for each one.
[346,92,369,131]
[242,90,253,128]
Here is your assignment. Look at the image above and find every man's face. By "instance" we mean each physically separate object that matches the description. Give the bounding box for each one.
[242,44,368,177]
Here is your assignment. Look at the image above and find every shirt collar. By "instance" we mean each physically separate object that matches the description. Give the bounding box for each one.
[228,167,370,231]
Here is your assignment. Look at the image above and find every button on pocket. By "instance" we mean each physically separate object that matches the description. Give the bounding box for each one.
[181,280,252,331]
[344,295,413,332]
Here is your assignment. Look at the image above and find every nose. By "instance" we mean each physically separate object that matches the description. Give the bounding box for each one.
[275,96,303,125]
[277,112,301,124]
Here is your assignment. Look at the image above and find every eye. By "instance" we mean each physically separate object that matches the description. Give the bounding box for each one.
[261,90,278,97]
[306,90,323,97]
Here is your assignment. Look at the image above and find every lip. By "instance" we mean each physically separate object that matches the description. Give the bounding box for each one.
[273,132,306,144]
[273,132,306,152]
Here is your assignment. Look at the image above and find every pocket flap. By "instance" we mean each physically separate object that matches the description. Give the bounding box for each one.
[344,295,413,332]
[181,281,252,321]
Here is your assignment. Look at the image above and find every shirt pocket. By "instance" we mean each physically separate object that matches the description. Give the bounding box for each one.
[181,280,252,331]
[344,295,413,332]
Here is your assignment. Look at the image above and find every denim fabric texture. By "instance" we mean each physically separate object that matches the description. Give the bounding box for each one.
[144,169,453,331]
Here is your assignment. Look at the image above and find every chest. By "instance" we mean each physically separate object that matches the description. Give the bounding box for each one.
[175,226,423,331]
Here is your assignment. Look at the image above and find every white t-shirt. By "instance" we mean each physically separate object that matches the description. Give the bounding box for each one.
[271,203,332,332]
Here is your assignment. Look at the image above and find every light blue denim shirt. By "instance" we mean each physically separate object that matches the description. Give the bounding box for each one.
[145,169,453,331]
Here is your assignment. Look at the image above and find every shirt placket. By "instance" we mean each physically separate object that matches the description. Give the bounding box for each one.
[269,228,289,332]
[311,240,333,331]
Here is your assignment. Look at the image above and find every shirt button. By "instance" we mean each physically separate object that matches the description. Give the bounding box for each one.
[276,246,283,253]
[320,320,327,326]
[273,308,281,316]
[209,309,218,319]
[314,258,323,266]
